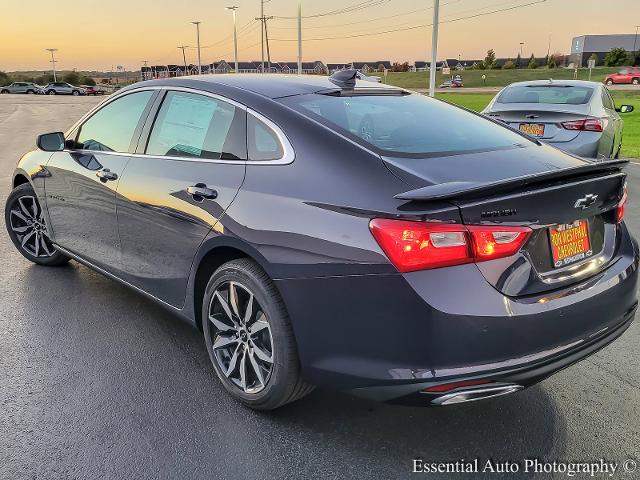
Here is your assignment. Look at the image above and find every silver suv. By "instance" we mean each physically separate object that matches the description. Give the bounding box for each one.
[0,82,44,94]
[44,82,86,96]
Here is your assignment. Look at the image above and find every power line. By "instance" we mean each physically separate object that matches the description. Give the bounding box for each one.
[270,0,463,30]
[273,0,390,19]
[271,0,549,42]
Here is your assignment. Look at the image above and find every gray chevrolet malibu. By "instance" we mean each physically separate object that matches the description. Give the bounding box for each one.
[482,80,634,160]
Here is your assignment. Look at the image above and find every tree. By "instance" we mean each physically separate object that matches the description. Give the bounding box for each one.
[502,60,515,69]
[604,48,629,67]
[528,54,538,69]
[63,71,81,85]
[547,56,557,69]
[0,71,10,85]
[34,74,54,85]
[483,49,497,70]
[515,53,522,68]
[81,76,96,86]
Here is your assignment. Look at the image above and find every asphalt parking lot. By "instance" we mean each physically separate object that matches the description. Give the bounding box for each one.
[0,95,639,480]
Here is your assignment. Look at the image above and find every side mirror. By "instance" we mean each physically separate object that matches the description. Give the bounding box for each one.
[617,105,634,113]
[37,132,65,151]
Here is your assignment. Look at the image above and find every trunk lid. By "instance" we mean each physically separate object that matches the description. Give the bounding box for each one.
[384,146,627,296]
[484,103,591,143]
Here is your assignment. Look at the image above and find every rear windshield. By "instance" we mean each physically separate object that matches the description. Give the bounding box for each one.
[281,93,530,157]
[497,85,594,105]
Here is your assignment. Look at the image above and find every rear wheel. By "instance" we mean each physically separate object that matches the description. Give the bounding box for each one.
[606,79,614,85]
[47,90,56,95]
[4,183,69,266]
[0,89,8,94]
[72,90,80,96]
[202,259,313,410]
[633,78,639,85]
[26,89,35,94]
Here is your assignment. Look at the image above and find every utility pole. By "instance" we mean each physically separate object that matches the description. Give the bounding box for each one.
[257,0,271,73]
[547,34,551,58]
[177,45,189,73]
[264,15,273,71]
[191,21,202,74]
[519,42,525,58]
[428,0,439,97]
[226,6,239,73]
[297,1,302,75]
[45,48,58,82]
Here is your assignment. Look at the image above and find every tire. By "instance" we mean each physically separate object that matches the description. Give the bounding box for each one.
[606,79,614,85]
[0,89,9,94]
[633,78,639,85]
[5,183,70,266]
[72,90,79,96]
[202,258,314,410]
[26,89,34,94]
[47,90,56,95]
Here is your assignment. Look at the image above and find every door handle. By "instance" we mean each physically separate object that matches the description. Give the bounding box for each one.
[96,168,118,182]
[187,184,218,200]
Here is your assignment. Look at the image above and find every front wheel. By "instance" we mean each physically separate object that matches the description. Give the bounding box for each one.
[72,90,80,96]
[202,259,314,410]
[606,79,614,85]
[633,78,639,85]
[0,89,9,94]
[26,89,35,94]
[47,90,56,95]
[4,183,70,266]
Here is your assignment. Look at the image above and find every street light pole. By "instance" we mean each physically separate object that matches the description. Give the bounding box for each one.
[634,25,640,63]
[428,0,440,97]
[297,0,302,75]
[226,6,239,73]
[46,48,58,82]
[191,21,202,74]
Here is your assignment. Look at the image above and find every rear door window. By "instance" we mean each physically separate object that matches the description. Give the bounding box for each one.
[146,91,246,160]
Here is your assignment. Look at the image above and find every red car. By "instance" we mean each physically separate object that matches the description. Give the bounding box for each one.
[82,85,105,95]
[604,67,640,85]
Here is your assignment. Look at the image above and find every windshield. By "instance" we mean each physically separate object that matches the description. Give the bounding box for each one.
[281,93,531,157]
[497,85,594,105]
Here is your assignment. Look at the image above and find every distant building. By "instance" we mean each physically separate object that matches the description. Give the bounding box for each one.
[411,61,446,72]
[352,61,392,73]
[570,34,640,67]
[444,58,482,70]
[326,63,351,73]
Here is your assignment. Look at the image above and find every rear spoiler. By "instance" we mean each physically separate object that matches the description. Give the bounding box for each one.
[395,159,628,202]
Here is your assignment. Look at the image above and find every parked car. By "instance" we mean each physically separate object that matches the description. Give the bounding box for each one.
[605,67,640,85]
[482,80,634,159]
[0,82,44,94]
[82,85,105,96]
[43,82,86,96]
[439,79,464,88]
[5,72,637,410]
[355,71,381,82]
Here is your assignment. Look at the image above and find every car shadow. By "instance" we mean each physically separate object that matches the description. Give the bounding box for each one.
[13,262,567,479]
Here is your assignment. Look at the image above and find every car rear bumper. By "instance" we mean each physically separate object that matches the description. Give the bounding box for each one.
[275,223,638,404]
[547,131,602,158]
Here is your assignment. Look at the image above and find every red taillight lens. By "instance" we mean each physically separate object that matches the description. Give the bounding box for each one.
[561,118,604,132]
[617,184,628,223]
[467,226,532,261]
[369,219,532,272]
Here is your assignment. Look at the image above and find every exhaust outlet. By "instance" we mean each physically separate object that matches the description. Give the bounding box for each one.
[431,384,523,406]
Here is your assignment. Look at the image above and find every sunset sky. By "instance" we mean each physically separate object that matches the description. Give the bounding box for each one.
[1,0,639,72]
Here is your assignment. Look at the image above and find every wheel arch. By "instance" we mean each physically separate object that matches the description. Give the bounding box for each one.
[13,172,31,188]
[189,235,276,332]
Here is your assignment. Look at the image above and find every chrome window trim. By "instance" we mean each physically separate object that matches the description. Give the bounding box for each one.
[246,108,295,165]
[65,85,295,166]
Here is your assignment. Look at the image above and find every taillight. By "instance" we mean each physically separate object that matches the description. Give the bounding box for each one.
[369,219,532,272]
[617,183,628,223]
[561,118,604,132]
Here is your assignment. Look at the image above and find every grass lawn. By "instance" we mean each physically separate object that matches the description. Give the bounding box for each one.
[434,91,640,158]
[383,67,621,89]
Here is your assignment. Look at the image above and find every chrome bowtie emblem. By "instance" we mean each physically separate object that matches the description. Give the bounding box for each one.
[574,194,598,209]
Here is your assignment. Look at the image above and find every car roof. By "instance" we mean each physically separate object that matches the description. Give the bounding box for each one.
[128,74,401,99]
[503,79,602,88]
